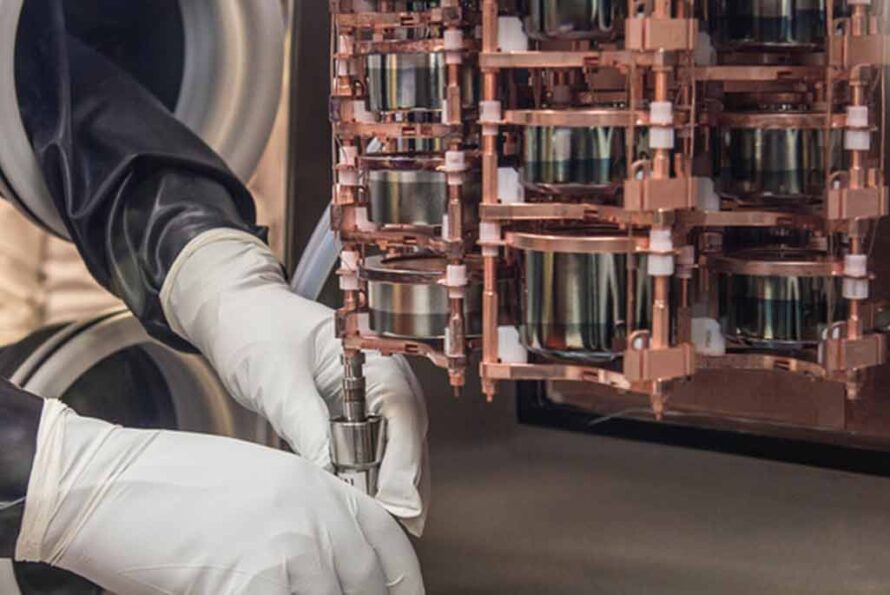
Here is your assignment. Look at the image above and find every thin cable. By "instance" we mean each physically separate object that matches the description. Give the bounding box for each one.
[0,497,25,512]
[586,408,654,428]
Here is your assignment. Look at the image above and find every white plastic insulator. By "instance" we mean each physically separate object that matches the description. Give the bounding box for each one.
[648,254,675,277]
[479,100,502,124]
[338,34,353,55]
[446,51,463,66]
[650,101,673,126]
[847,105,869,128]
[444,29,463,51]
[441,214,451,240]
[480,221,501,244]
[498,168,525,204]
[447,172,464,187]
[339,250,360,291]
[354,207,376,232]
[444,150,467,173]
[845,129,871,151]
[848,0,870,5]
[649,228,674,254]
[498,16,529,52]
[339,145,358,167]
[649,127,675,149]
[696,177,720,212]
[844,278,870,300]
[692,318,726,356]
[498,326,529,364]
[339,169,358,187]
[845,254,868,278]
[337,60,350,77]
[446,264,468,288]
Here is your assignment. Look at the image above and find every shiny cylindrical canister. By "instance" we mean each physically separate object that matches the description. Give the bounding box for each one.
[513,233,651,362]
[362,255,483,339]
[713,249,843,349]
[365,53,477,115]
[523,126,626,187]
[525,0,623,40]
[717,126,838,203]
[708,0,826,49]
[360,153,480,227]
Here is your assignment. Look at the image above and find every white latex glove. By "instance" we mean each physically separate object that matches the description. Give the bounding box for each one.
[15,399,425,594]
[161,230,430,535]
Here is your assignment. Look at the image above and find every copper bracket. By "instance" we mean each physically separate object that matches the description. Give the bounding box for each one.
[829,34,887,68]
[625,18,698,52]
[822,333,887,374]
[623,343,696,383]
[624,177,697,212]
[826,186,889,221]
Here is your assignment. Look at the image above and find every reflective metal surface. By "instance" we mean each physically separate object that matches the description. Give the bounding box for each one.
[367,53,446,113]
[363,153,481,227]
[523,126,626,188]
[0,0,284,237]
[718,127,835,204]
[521,239,650,362]
[715,250,843,349]
[708,0,826,49]
[525,0,623,40]
[363,255,483,339]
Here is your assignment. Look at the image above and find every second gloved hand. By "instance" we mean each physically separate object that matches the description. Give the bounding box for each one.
[161,230,429,535]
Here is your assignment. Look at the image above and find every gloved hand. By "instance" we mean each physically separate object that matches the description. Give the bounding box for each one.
[15,398,425,595]
[161,230,430,535]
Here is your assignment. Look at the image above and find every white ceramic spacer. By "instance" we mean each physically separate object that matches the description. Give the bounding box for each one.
[444,29,463,51]
[338,34,353,55]
[498,16,529,52]
[649,127,675,150]
[498,167,525,204]
[446,264,469,288]
[339,145,358,167]
[441,214,451,240]
[357,312,372,334]
[498,326,529,364]
[648,228,675,277]
[692,318,726,356]
[479,100,502,125]
[338,169,359,187]
[444,150,467,173]
[339,250,360,291]
[337,60,350,78]
[845,254,868,278]
[847,105,869,128]
[844,278,869,300]
[650,101,673,126]
[480,221,501,256]
[845,129,871,151]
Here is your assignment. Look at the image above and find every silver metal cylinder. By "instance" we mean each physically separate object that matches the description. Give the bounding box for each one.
[526,0,623,40]
[330,415,386,495]
[708,0,826,49]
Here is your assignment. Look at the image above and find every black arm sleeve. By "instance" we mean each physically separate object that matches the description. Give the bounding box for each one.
[14,0,267,348]
[0,379,41,557]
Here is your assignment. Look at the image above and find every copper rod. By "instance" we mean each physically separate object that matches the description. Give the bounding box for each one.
[652,275,670,349]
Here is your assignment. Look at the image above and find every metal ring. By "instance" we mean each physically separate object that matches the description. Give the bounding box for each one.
[507,231,644,255]
[710,249,841,277]
[0,0,284,237]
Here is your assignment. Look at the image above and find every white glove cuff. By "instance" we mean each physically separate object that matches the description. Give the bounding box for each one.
[15,399,71,563]
[160,228,271,340]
